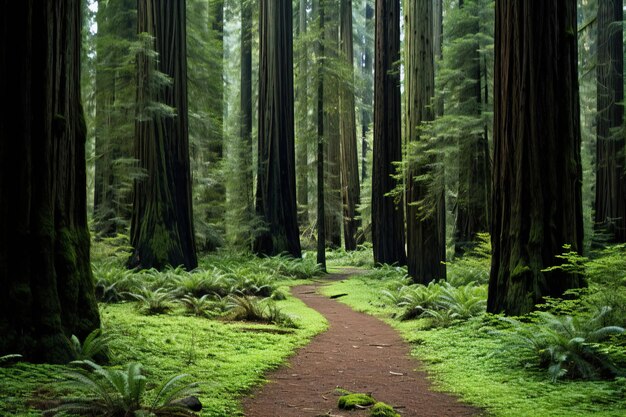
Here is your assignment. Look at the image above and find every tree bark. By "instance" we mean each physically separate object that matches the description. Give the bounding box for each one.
[254,0,302,258]
[130,0,198,270]
[595,0,626,243]
[372,0,406,265]
[317,0,327,270]
[339,0,363,251]
[324,3,343,249]
[488,0,584,315]
[404,0,445,283]
[0,0,100,362]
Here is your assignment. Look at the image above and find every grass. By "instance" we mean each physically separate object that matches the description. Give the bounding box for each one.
[0,251,327,417]
[321,274,626,417]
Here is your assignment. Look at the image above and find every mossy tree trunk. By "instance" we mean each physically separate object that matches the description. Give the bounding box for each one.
[595,0,626,243]
[130,0,198,270]
[0,0,100,363]
[372,0,406,265]
[339,0,363,251]
[404,0,446,283]
[254,0,302,258]
[488,0,584,315]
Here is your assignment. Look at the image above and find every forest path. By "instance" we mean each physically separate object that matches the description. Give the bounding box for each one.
[242,269,482,417]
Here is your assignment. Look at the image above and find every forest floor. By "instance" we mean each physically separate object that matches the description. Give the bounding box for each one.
[242,269,482,417]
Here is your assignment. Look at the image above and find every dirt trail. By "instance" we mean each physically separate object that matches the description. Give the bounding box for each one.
[242,271,482,417]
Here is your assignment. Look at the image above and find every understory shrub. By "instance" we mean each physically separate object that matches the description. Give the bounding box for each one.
[499,308,625,382]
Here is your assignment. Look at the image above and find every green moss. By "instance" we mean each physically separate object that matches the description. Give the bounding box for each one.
[149,223,175,265]
[337,393,376,410]
[370,402,401,417]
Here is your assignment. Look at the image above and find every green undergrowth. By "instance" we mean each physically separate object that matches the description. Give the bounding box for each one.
[322,270,626,417]
[0,249,328,417]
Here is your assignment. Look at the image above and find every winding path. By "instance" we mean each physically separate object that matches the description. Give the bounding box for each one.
[242,271,482,417]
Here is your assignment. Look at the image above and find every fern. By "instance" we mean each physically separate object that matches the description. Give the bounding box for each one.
[70,329,112,362]
[49,360,200,416]
[500,308,625,381]
[127,287,173,315]
[178,294,217,318]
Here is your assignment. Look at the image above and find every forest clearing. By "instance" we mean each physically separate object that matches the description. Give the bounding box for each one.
[1,0,626,416]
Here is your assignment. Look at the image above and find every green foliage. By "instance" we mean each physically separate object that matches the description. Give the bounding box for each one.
[337,392,376,410]
[499,308,625,382]
[447,233,491,286]
[127,287,174,315]
[70,329,111,362]
[326,243,375,267]
[225,295,296,328]
[49,360,200,416]
[382,281,486,325]
[178,294,218,318]
[370,402,401,417]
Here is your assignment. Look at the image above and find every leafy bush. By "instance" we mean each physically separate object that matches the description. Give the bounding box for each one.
[50,360,200,416]
[500,308,625,381]
[437,283,487,320]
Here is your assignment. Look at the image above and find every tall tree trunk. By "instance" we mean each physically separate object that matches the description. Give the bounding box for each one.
[93,0,136,237]
[296,0,310,226]
[240,0,254,245]
[0,0,100,363]
[339,0,362,251]
[360,1,374,183]
[595,0,626,243]
[454,0,490,255]
[372,0,406,265]
[254,0,302,258]
[317,0,327,270]
[488,0,584,315]
[404,0,445,283]
[324,3,342,249]
[130,0,197,270]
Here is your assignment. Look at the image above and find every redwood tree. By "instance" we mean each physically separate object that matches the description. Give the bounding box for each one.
[404,0,445,283]
[0,0,100,362]
[130,0,197,270]
[595,0,626,243]
[372,0,406,265]
[488,0,584,315]
[339,0,362,251]
[254,0,302,258]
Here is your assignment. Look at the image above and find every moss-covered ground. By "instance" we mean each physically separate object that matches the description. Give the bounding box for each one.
[0,253,327,417]
[321,276,626,417]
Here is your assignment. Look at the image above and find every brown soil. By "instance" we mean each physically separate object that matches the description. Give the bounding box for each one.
[242,271,483,417]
